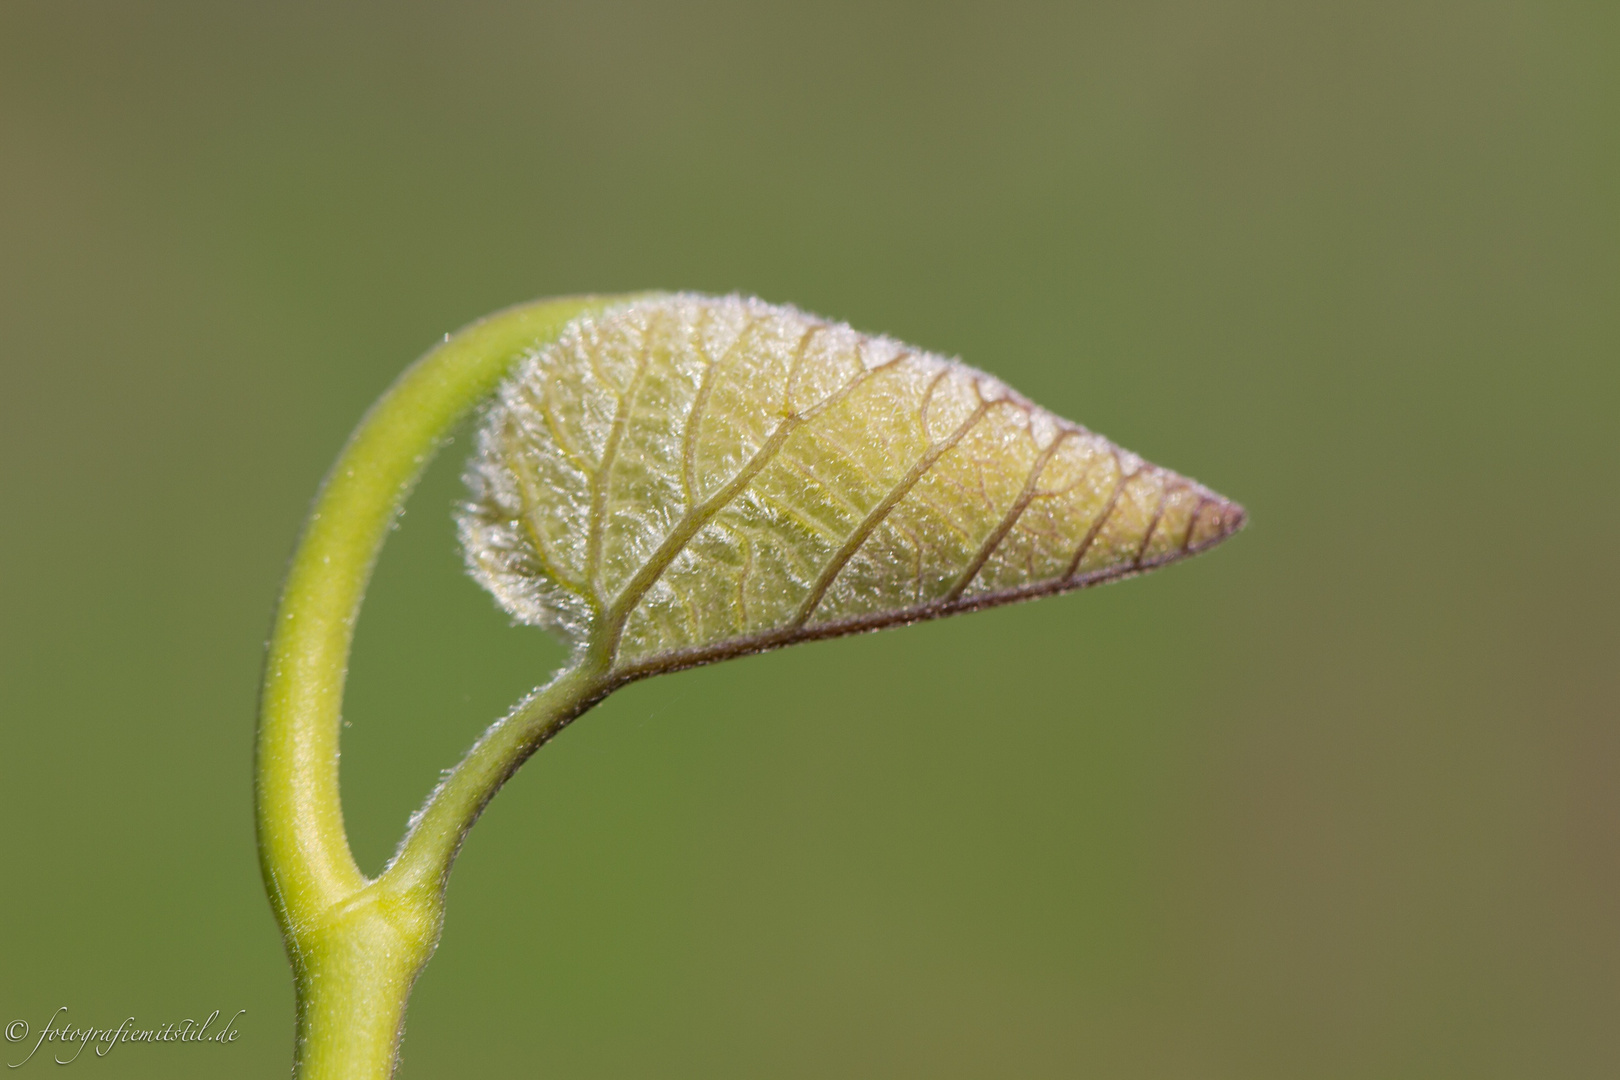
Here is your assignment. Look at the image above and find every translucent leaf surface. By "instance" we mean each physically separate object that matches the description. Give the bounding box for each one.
[459,294,1245,677]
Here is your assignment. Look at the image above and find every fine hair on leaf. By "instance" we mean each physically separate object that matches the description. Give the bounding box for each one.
[458,292,1245,682]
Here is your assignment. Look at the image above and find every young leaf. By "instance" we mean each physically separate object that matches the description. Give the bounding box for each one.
[459,293,1244,679]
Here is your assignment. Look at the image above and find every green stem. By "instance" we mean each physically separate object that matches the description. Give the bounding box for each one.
[255,293,644,1080]
[379,663,615,898]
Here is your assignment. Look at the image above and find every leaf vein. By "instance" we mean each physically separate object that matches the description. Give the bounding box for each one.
[599,350,911,663]
[585,320,656,600]
[610,538,1235,686]
[1064,449,1134,580]
[791,400,991,627]
[944,428,1073,603]
[1132,479,1174,568]
[680,308,761,509]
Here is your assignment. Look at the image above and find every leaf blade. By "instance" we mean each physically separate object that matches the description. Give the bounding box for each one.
[459,294,1245,676]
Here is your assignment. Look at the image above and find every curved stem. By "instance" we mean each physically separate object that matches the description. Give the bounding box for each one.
[255,293,643,1080]
[379,663,617,899]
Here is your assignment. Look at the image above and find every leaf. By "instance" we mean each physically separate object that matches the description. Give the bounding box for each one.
[458,294,1244,677]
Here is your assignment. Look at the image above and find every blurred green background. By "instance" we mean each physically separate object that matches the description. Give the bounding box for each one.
[2,2,1615,1076]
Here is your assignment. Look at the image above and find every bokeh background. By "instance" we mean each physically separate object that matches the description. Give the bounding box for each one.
[2,3,1615,1077]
